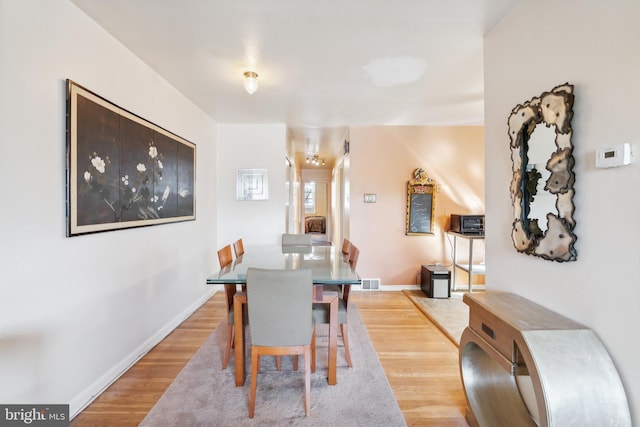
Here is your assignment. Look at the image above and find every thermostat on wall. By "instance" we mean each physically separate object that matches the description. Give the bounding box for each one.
[595,143,631,168]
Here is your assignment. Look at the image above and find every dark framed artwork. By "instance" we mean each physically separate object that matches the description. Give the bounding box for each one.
[66,80,196,236]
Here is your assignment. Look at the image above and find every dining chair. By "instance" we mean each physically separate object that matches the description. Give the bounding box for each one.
[233,238,245,257]
[245,268,315,418]
[218,244,237,370]
[348,245,360,270]
[312,244,359,369]
[341,238,352,262]
[218,244,233,268]
[282,233,313,246]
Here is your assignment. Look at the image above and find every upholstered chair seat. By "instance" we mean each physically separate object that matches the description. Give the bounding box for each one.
[313,297,348,324]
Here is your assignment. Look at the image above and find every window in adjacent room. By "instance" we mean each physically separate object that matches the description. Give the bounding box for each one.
[304,182,316,214]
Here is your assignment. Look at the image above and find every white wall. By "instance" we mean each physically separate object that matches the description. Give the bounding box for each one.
[484,0,640,421]
[0,0,217,416]
[301,168,332,183]
[217,124,287,247]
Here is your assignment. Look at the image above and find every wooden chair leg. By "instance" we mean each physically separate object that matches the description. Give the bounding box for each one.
[222,324,233,369]
[249,346,312,418]
[249,349,259,418]
[304,345,311,416]
[276,356,281,371]
[293,355,299,371]
[311,327,316,373]
[341,324,353,368]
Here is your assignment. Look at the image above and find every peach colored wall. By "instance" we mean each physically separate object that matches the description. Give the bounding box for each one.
[349,126,484,285]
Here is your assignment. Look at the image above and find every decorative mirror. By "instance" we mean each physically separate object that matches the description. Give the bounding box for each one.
[508,83,577,261]
[406,168,435,235]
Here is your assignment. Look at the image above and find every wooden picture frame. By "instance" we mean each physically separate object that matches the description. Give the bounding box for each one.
[66,80,196,236]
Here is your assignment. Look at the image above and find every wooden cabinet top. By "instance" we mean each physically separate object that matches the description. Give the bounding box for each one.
[463,291,586,332]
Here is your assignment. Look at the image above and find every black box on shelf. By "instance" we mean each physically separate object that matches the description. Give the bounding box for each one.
[450,214,484,235]
[421,265,451,298]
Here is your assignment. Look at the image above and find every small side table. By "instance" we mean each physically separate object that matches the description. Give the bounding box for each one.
[446,231,485,292]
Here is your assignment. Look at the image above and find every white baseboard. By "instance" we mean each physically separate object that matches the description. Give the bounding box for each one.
[69,289,216,419]
[351,284,420,291]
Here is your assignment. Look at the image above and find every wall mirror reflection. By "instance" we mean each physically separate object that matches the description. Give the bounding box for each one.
[508,84,577,262]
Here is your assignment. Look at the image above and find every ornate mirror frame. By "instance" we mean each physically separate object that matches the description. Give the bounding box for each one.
[406,168,436,235]
[508,83,577,262]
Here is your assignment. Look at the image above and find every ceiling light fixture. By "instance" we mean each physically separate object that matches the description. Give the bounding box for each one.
[243,71,259,94]
[305,154,324,166]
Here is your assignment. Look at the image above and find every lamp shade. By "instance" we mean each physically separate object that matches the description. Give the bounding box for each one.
[243,71,258,94]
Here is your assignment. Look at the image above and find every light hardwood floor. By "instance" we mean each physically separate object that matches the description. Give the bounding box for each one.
[71,291,469,426]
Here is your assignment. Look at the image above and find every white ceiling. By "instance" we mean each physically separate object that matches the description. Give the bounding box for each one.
[70,0,521,167]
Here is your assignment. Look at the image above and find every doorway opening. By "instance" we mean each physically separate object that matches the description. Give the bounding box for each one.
[303,181,330,245]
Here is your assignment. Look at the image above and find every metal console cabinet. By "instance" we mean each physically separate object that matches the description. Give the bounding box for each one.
[459,291,630,427]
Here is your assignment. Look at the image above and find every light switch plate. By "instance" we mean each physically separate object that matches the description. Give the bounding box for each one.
[364,193,376,203]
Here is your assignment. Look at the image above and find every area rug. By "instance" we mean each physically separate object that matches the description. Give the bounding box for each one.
[140,305,406,427]
[404,290,469,346]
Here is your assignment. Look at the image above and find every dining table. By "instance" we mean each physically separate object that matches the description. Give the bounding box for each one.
[206,244,361,387]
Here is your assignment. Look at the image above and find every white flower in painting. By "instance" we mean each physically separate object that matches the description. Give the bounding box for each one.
[161,185,170,202]
[151,195,159,203]
[91,156,106,173]
[178,188,191,198]
[137,163,146,172]
[121,175,129,185]
[132,187,136,193]
[149,146,158,159]
[84,171,91,182]
[157,160,163,169]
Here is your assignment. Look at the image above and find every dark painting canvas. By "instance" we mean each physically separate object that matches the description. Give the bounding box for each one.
[67,80,196,236]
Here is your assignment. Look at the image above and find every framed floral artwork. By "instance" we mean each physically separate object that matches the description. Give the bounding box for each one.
[236,169,269,201]
[66,80,196,236]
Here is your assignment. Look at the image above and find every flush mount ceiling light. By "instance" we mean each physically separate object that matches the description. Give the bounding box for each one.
[243,71,259,94]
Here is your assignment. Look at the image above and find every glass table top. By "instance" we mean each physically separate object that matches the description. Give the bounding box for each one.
[206,245,360,285]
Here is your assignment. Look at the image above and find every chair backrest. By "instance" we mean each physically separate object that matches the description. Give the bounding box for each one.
[348,245,360,269]
[341,238,352,254]
[282,233,313,246]
[233,239,245,257]
[217,245,233,268]
[246,268,313,347]
[341,239,352,259]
